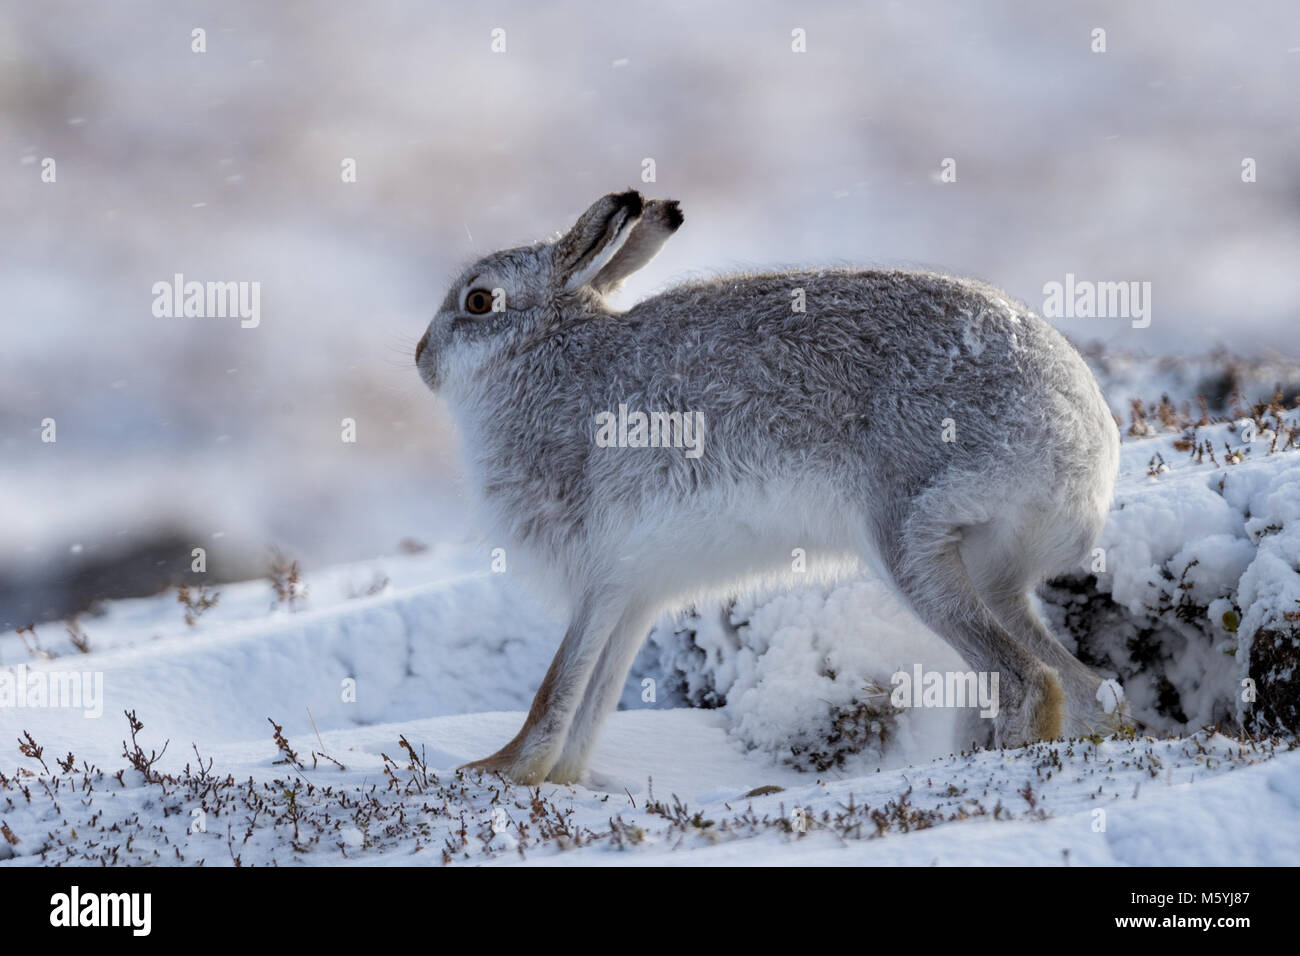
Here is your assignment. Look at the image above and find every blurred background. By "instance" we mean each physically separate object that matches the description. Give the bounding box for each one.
[2,0,1299,627]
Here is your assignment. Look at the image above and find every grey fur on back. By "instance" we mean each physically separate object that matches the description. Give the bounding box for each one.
[417,190,1122,785]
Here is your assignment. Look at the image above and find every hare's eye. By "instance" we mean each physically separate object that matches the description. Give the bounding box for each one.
[465,288,494,315]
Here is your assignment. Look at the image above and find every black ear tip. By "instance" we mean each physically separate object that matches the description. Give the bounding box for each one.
[662,199,684,230]
[619,189,644,218]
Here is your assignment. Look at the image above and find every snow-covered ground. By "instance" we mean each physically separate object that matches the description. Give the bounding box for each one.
[3,393,1299,866]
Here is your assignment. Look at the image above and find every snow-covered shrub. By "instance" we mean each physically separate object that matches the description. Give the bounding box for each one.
[629,580,966,772]
[1229,465,1300,734]
[623,605,732,710]
[1073,402,1300,736]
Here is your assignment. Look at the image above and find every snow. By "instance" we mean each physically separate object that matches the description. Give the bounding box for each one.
[1097,680,1124,714]
[4,397,1300,865]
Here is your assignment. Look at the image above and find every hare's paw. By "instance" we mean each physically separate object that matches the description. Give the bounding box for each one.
[458,748,553,786]
[545,759,585,786]
[1029,667,1067,741]
[994,665,1065,747]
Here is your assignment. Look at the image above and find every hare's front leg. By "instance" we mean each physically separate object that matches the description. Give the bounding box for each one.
[548,602,658,784]
[459,595,622,784]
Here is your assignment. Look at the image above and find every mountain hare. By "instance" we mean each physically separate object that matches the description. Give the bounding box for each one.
[416,190,1122,785]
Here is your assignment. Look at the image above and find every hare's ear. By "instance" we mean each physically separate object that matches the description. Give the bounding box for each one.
[590,199,683,295]
[553,190,644,291]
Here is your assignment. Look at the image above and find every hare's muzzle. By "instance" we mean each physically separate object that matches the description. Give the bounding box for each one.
[414,329,430,365]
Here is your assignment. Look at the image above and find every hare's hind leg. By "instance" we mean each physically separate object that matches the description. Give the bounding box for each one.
[979,590,1124,735]
[459,593,625,785]
[548,600,659,784]
[962,519,1123,735]
[883,517,1065,746]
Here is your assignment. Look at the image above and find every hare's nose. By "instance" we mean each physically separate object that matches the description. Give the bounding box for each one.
[415,330,430,365]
